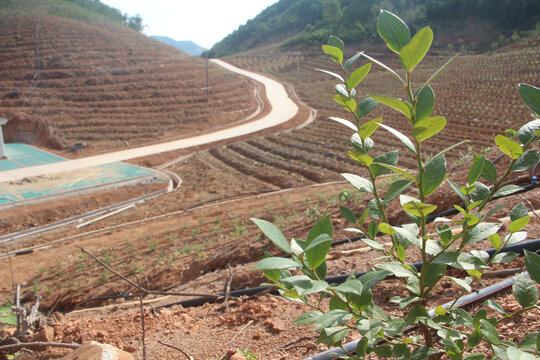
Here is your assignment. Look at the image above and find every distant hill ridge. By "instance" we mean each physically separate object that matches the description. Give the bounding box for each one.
[209,0,540,57]
[151,36,206,56]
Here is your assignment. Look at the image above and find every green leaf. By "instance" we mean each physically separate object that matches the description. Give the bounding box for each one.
[506,347,538,360]
[471,182,490,203]
[378,123,416,153]
[445,276,472,292]
[464,354,485,360]
[524,250,540,284]
[282,275,328,297]
[482,299,507,315]
[341,173,373,193]
[399,26,433,72]
[518,83,540,116]
[335,83,349,97]
[422,155,446,196]
[495,134,523,159]
[356,318,383,338]
[377,262,418,278]
[464,223,502,245]
[330,278,364,296]
[251,218,290,253]
[417,53,459,97]
[347,63,371,90]
[358,117,382,139]
[329,116,357,131]
[261,252,281,282]
[406,304,430,324]
[494,184,523,197]
[304,234,332,269]
[377,9,411,53]
[356,97,379,120]
[517,119,540,144]
[370,95,413,119]
[488,234,502,250]
[374,345,393,358]
[327,35,344,52]
[314,310,352,331]
[359,269,391,289]
[518,332,540,351]
[437,225,452,245]
[447,179,466,202]
[293,311,323,325]
[412,346,437,360]
[340,206,356,224]
[368,220,378,239]
[331,94,356,112]
[385,179,413,203]
[322,44,343,64]
[513,273,539,308]
[254,257,300,270]
[344,51,364,72]
[468,156,485,186]
[415,85,435,123]
[427,140,470,167]
[402,200,437,217]
[492,252,519,264]
[376,164,416,183]
[307,215,333,245]
[509,216,530,233]
[480,319,500,344]
[481,159,497,183]
[511,150,539,172]
[361,238,385,251]
[351,133,374,154]
[412,116,446,143]
[370,150,399,177]
[315,68,344,82]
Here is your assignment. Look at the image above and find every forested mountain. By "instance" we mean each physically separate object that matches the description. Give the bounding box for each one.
[151,36,206,56]
[0,0,143,31]
[209,0,540,57]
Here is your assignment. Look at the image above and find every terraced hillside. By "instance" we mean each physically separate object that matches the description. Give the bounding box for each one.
[0,15,257,153]
[181,44,538,188]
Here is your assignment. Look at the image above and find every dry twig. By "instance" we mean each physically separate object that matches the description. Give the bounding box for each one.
[76,246,221,298]
[136,275,146,360]
[265,335,318,355]
[229,320,254,346]
[0,342,80,352]
[224,265,233,313]
[157,340,194,360]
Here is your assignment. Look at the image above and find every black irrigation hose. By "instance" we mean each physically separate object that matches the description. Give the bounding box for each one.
[152,238,540,312]
[304,272,526,360]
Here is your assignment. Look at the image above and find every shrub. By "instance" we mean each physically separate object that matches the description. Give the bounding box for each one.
[252,10,540,360]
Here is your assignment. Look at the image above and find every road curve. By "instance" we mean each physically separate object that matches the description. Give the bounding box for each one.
[0,60,298,183]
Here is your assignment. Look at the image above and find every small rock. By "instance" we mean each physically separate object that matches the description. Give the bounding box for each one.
[252,332,263,340]
[173,322,183,329]
[230,353,245,360]
[266,317,286,332]
[159,308,173,316]
[52,312,64,324]
[60,342,134,360]
[123,345,137,353]
[35,326,55,343]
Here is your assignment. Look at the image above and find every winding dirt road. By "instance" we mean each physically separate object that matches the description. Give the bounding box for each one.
[0,59,299,183]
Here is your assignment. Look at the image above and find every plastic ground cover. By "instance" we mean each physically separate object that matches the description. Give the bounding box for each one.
[0,143,156,204]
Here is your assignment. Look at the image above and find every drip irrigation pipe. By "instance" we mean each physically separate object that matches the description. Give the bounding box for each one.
[150,238,540,311]
[304,272,526,360]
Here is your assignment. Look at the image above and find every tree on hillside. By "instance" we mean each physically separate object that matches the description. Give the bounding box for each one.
[324,0,343,30]
[126,14,144,32]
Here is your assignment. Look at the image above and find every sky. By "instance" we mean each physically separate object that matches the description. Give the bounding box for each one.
[101,0,279,49]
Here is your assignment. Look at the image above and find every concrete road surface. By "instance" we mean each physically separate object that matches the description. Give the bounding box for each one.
[0,60,298,183]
